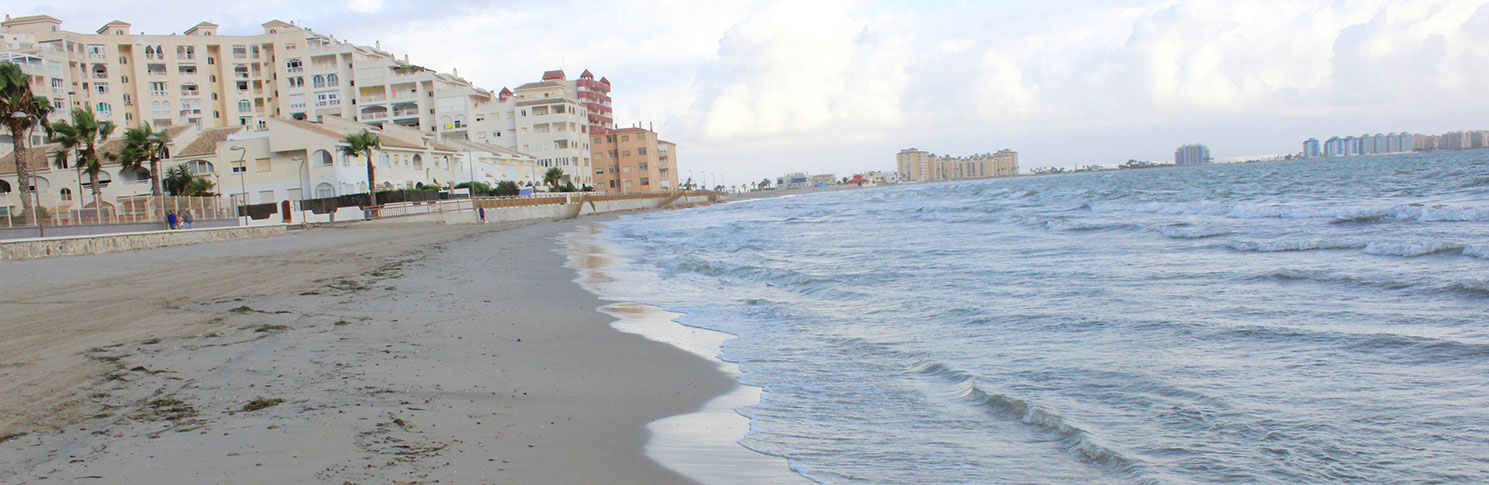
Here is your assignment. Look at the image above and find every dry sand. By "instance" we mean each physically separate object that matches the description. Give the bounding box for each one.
[0,219,735,483]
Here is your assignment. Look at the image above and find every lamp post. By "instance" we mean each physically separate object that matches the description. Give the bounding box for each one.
[294,156,306,224]
[230,145,246,226]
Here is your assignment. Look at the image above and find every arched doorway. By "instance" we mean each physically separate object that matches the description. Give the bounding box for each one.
[281,200,292,223]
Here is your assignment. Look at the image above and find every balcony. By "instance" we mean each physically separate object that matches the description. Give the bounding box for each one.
[362,111,388,120]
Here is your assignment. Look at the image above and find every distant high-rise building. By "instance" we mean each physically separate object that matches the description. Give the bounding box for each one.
[1303,138,1321,158]
[1174,144,1211,165]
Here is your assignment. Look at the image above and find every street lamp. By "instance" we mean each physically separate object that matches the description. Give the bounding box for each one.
[230,145,247,226]
[293,156,306,224]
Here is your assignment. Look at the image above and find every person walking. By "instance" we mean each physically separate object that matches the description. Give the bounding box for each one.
[182,210,194,229]
[166,210,178,230]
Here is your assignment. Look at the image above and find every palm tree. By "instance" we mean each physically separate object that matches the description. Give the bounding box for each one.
[163,164,193,195]
[48,108,116,220]
[162,163,217,196]
[340,130,381,206]
[117,122,170,196]
[1,61,55,224]
[543,167,564,188]
[757,178,770,190]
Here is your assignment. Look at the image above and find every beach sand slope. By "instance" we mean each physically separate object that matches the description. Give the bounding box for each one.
[0,220,731,483]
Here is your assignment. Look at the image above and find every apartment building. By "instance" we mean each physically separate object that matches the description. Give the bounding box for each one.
[1174,144,1211,165]
[590,126,679,193]
[896,148,1019,182]
[0,15,504,140]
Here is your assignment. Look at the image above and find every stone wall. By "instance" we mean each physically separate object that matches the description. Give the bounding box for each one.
[0,225,287,261]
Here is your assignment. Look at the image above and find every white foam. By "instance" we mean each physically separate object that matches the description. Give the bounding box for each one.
[562,224,807,484]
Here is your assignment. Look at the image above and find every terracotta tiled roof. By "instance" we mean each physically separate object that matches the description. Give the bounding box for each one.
[176,126,241,157]
[1,137,129,175]
[580,69,594,79]
[541,69,566,81]
[515,81,560,90]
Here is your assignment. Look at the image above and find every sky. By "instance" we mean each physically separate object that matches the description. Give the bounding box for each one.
[9,0,1489,186]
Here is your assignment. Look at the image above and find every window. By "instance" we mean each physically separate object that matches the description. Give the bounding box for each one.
[122,94,132,105]
[149,82,168,96]
[315,150,333,167]
[94,83,108,94]
[288,94,306,108]
[641,177,650,186]
[176,45,195,60]
[60,188,72,201]
[234,65,248,79]
[186,160,214,175]
[238,100,251,112]
[286,43,297,50]
[638,147,647,155]
[621,135,629,142]
[315,182,335,199]
[125,112,133,122]
[180,83,199,96]
[285,58,302,72]
[233,45,246,59]
[121,75,128,84]
[147,63,166,75]
[638,162,648,171]
[532,106,549,116]
[326,73,338,86]
[315,92,339,106]
[86,44,105,60]
[96,102,111,115]
[255,158,272,172]
[178,64,197,75]
[379,153,389,168]
[288,76,304,87]
[231,161,245,173]
[412,155,423,170]
[312,75,324,88]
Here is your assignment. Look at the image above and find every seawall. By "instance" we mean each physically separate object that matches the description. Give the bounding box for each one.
[0,225,288,261]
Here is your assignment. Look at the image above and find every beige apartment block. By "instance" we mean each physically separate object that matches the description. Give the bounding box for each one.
[897,148,1018,182]
[0,14,500,140]
[591,127,679,193]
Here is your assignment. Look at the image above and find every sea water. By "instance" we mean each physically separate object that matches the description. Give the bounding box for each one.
[600,151,1489,483]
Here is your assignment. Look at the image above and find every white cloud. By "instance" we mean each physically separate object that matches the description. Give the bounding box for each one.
[7,0,1489,181]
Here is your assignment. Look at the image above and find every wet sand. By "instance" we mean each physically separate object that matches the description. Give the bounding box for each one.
[0,219,733,483]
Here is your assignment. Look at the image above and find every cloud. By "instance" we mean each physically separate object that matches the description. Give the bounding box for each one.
[6,0,1489,181]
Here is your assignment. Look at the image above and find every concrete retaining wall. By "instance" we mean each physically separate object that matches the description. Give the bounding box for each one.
[0,225,287,261]
[0,218,237,241]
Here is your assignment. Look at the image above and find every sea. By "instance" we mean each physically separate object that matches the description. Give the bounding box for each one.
[589,151,1489,483]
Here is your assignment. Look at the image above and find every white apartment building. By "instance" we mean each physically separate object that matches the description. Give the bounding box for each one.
[468,70,611,187]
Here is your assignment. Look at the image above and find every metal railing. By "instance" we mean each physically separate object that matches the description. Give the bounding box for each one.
[1,194,236,229]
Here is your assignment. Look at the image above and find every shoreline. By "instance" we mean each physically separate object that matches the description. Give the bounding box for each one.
[0,218,736,483]
[562,223,807,483]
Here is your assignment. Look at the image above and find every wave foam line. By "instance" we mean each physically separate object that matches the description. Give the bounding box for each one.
[909,361,1146,477]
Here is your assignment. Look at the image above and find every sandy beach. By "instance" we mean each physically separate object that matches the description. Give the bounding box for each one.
[0,219,735,483]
